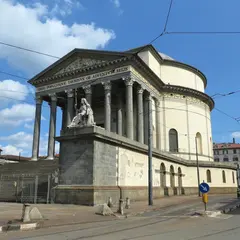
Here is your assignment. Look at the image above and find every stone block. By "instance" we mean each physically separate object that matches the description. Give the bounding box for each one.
[95,203,114,216]
[29,207,43,221]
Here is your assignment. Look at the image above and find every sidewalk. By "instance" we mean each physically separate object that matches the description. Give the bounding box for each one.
[0,194,237,228]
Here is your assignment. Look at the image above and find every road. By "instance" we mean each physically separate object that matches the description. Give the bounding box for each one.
[2,196,240,240]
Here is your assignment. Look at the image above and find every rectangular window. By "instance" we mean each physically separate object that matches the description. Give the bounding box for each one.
[234,149,237,154]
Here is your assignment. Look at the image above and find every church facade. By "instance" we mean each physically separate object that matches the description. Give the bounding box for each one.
[29,45,237,205]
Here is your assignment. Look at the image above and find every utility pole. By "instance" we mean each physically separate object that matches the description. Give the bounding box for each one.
[195,137,201,197]
[148,94,153,206]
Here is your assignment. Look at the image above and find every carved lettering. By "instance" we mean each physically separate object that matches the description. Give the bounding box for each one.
[36,66,130,93]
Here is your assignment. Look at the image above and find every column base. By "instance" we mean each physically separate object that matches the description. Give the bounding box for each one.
[31,157,38,161]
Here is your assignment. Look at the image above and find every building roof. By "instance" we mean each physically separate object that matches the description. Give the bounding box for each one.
[159,52,175,61]
[0,155,31,161]
[213,143,240,149]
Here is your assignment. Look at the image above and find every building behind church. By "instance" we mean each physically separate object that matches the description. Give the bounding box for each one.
[214,138,240,163]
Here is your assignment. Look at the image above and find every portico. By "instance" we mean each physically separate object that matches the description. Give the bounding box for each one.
[31,68,162,161]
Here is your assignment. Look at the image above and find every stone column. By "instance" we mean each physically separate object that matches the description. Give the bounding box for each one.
[83,85,92,106]
[61,104,67,131]
[117,93,123,135]
[137,85,144,144]
[47,94,57,160]
[103,81,111,131]
[66,89,74,126]
[124,77,134,140]
[31,96,42,161]
[156,99,161,150]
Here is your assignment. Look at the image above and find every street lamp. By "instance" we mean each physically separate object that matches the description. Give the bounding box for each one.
[195,136,201,197]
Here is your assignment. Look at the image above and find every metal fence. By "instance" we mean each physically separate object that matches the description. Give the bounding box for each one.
[0,171,58,204]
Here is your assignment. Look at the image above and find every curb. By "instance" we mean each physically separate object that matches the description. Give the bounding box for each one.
[0,222,39,233]
[222,203,240,214]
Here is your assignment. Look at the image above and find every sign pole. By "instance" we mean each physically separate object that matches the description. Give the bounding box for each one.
[195,137,201,197]
[148,94,153,206]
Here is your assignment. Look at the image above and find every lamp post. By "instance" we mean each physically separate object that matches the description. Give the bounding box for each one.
[237,163,240,198]
[195,136,201,197]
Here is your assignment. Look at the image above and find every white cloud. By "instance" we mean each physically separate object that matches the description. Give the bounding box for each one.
[232,132,240,138]
[0,0,115,75]
[110,0,123,15]
[0,131,59,157]
[111,0,120,8]
[0,80,30,106]
[24,123,34,130]
[0,144,23,155]
[0,103,35,127]
[50,0,83,17]
[0,132,33,145]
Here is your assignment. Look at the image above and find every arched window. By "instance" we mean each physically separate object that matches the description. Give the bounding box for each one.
[206,169,211,183]
[170,165,175,187]
[160,163,166,187]
[222,170,226,183]
[169,129,178,152]
[232,171,235,184]
[196,132,203,154]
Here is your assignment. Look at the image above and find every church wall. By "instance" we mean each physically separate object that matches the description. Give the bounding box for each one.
[160,93,213,161]
[137,51,161,79]
[160,65,205,92]
[117,146,236,189]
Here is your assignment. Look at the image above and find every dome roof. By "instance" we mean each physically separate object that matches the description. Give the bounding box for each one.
[159,52,174,61]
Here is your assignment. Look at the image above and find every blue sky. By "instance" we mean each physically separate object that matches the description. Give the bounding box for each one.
[0,0,240,156]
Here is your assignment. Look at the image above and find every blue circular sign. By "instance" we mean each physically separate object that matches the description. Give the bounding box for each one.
[199,182,210,193]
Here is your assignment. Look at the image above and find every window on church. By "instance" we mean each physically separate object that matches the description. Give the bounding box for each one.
[206,169,211,183]
[222,170,226,183]
[196,132,203,154]
[169,129,178,152]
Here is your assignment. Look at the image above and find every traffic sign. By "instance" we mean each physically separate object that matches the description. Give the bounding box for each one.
[199,182,210,193]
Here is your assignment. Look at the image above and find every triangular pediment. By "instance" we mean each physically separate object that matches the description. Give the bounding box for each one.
[55,57,107,75]
[29,49,131,84]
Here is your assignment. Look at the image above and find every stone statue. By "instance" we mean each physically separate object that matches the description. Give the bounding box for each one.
[68,98,95,128]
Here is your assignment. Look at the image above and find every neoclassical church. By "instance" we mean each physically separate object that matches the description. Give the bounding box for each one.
[29,45,236,205]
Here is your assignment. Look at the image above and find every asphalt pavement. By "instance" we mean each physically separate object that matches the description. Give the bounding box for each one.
[2,195,240,240]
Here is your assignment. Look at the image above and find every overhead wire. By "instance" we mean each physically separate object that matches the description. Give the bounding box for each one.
[0,41,60,59]
[0,0,238,137]
[134,0,174,55]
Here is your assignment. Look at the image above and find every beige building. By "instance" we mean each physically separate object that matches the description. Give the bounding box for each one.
[28,45,237,205]
[214,138,240,163]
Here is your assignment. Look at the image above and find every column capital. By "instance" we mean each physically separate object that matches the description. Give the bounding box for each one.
[137,85,144,94]
[102,81,111,91]
[155,98,160,107]
[123,76,134,86]
[146,92,153,101]
[65,89,74,98]
[35,96,42,105]
[49,93,57,102]
[82,85,92,94]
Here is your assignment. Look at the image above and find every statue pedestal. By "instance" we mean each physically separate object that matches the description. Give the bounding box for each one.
[54,126,121,205]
